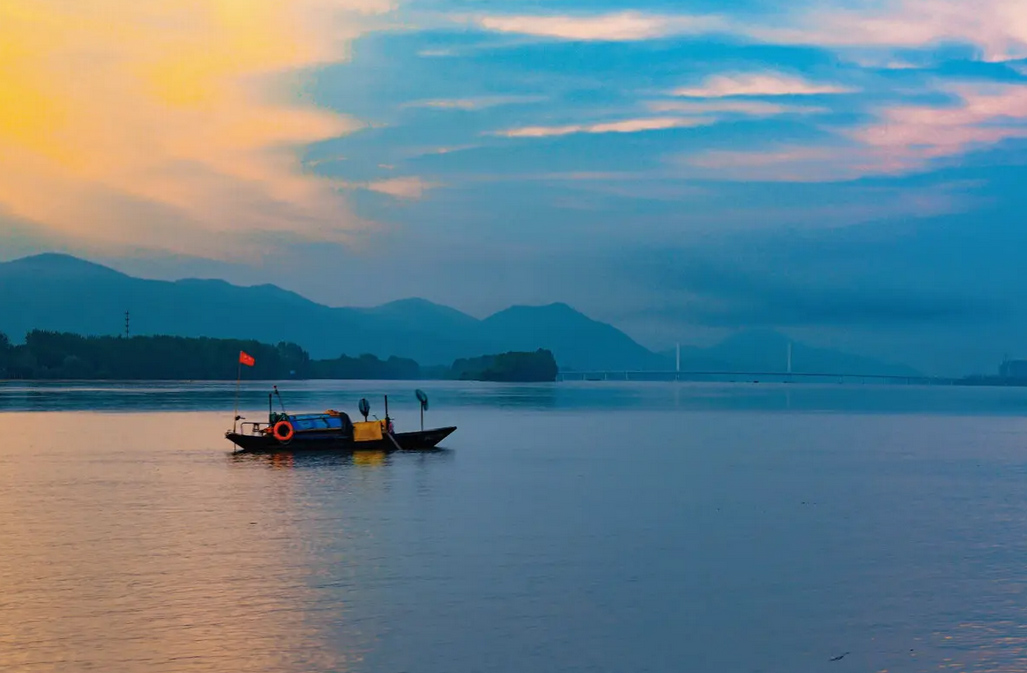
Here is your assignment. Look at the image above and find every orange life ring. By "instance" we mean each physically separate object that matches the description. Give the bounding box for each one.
[273,420,294,442]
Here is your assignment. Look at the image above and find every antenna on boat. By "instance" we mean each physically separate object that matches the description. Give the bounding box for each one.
[273,385,287,415]
[416,389,428,431]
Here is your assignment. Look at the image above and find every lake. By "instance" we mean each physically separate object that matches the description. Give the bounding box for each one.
[3,380,1027,672]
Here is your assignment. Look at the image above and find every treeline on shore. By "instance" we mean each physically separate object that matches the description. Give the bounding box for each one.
[0,331,558,382]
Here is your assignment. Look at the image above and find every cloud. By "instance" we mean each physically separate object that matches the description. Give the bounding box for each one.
[678,82,1027,180]
[362,177,435,199]
[0,0,393,259]
[475,11,725,42]
[647,100,826,116]
[672,73,855,97]
[495,117,712,138]
[418,49,458,58]
[849,82,1027,172]
[681,147,867,182]
[472,2,1027,60]
[410,144,482,158]
[623,246,994,331]
[402,95,545,110]
[759,0,1027,62]
[683,286,991,329]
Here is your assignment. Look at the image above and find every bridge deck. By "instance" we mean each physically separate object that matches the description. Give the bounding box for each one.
[556,370,954,384]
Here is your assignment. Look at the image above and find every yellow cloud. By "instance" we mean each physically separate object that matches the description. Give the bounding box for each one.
[0,0,393,258]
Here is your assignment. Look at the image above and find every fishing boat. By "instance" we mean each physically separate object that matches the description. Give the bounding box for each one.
[225,387,456,454]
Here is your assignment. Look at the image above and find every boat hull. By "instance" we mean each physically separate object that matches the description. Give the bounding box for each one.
[226,426,457,454]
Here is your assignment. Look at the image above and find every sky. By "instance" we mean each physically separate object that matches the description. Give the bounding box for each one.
[2,0,1027,375]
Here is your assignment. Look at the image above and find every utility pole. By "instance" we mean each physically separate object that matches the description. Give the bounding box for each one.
[125,310,130,338]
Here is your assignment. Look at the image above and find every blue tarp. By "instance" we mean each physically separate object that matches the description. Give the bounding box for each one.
[287,414,346,432]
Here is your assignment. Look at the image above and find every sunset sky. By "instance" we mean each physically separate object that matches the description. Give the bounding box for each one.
[3,0,1027,372]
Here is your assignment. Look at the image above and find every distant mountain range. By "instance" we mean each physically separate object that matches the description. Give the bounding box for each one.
[0,254,665,371]
[658,329,920,377]
[0,253,921,375]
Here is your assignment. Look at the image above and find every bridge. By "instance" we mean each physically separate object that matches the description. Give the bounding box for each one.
[554,341,958,385]
[556,370,956,385]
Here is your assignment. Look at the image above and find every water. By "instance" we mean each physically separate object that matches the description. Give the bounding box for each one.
[4,381,1027,672]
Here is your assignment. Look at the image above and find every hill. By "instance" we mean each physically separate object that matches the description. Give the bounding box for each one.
[0,254,669,371]
[660,329,920,377]
[482,303,666,371]
[0,331,558,381]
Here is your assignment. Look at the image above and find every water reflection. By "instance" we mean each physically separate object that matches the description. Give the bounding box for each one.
[943,620,1027,671]
[0,412,389,672]
[9,389,1027,672]
[6,379,1027,416]
[229,448,454,470]
[231,449,389,470]
[353,449,387,466]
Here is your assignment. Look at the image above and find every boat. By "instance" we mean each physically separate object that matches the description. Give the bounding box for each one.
[225,388,456,454]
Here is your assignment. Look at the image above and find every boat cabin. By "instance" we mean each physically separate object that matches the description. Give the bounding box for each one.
[240,410,394,443]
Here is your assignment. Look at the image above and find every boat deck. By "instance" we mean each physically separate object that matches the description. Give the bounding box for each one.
[226,426,457,454]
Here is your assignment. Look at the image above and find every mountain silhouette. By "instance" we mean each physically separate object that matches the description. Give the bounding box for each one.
[0,254,668,371]
[661,329,920,377]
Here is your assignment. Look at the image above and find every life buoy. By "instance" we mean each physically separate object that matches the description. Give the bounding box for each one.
[273,420,294,442]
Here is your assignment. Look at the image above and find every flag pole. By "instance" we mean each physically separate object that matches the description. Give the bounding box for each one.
[233,358,241,433]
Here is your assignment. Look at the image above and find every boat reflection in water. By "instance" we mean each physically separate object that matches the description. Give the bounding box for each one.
[353,450,387,466]
[231,448,397,470]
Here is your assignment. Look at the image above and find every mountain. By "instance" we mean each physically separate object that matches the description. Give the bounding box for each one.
[482,303,667,371]
[660,329,921,377]
[0,254,669,371]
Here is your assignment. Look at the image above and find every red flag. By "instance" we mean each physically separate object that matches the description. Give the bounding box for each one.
[239,351,255,367]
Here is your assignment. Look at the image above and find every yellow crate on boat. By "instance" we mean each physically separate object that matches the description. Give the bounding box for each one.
[353,420,383,442]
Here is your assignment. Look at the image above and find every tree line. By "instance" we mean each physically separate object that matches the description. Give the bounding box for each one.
[0,330,558,382]
[448,350,558,382]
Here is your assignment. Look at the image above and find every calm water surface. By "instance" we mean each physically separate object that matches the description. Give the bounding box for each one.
[4,381,1027,672]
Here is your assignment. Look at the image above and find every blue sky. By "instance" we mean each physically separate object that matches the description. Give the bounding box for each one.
[3,0,1027,374]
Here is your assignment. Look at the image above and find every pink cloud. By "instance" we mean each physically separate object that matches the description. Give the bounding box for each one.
[496,117,713,138]
[848,82,1027,171]
[472,1,1027,61]
[672,73,854,97]
[476,11,725,41]
[678,82,1027,181]
[760,0,1027,61]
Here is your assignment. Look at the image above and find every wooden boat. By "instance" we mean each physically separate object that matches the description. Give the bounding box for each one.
[225,389,456,454]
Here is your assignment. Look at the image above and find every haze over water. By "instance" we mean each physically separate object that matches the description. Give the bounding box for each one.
[4,381,1027,672]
